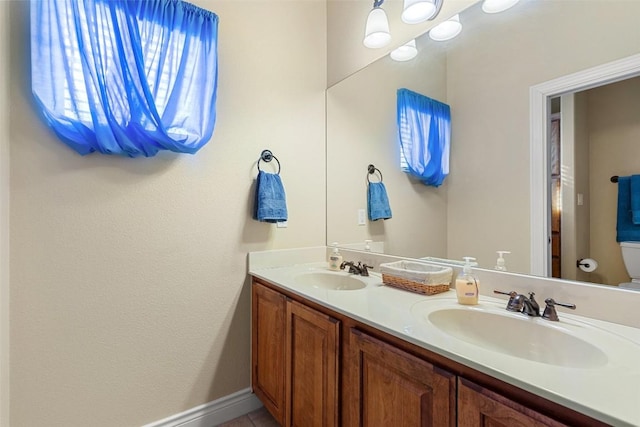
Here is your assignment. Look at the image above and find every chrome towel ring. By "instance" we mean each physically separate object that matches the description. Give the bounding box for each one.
[257,149,281,174]
[367,164,383,183]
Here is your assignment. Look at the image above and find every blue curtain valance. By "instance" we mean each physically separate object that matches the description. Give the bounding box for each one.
[31,0,219,158]
[397,88,451,187]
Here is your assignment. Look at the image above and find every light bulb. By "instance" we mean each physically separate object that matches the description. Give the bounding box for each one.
[363,7,391,48]
[429,14,462,41]
[401,0,437,25]
[482,0,520,14]
[390,39,418,61]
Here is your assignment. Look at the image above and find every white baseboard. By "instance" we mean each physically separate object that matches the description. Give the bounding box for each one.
[144,388,263,427]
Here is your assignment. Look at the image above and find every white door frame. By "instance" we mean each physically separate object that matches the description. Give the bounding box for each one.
[530,53,640,276]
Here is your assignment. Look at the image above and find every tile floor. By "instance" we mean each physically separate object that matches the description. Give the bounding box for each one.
[217,406,280,427]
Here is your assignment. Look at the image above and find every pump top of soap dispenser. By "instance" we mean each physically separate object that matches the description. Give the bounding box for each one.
[330,242,343,258]
[495,251,511,271]
[328,243,343,271]
[329,242,341,260]
[462,257,476,274]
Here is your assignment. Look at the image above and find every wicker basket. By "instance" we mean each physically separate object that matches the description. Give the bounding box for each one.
[379,260,453,295]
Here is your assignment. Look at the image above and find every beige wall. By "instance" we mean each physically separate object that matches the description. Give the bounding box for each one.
[587,76,640,286]
[573,92,592,283]
[446,0,640,272]
[327,51,448,258]
[8,1,326,426]
[560,94,578,281]
[558,92,591,283]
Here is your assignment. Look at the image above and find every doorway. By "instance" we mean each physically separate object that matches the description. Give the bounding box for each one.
[530,53,640,280]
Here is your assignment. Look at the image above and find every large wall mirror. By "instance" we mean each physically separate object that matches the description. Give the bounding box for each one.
[326,0,640,288]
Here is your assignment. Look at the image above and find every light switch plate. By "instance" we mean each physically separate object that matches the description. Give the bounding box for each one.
[358,209,366,225]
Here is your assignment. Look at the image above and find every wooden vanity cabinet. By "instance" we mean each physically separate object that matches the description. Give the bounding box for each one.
[345,328,456,426]
[252,278,608,427]
[286,300,339,426]
[252,282,287,424]
[252,281,339,427]
[458,378,569,427]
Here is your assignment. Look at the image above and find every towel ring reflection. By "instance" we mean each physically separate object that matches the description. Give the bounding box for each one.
[257,149,281,174]
[367,164,383,183]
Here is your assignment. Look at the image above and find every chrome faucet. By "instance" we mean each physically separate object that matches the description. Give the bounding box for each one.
[493,290,526,312]
[494,290,575,321]
[507,292,539,316]
[340,261,373,276]
[542,298,576,321]
[522,292,540,317]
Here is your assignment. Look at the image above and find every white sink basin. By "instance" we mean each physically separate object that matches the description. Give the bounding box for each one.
[294,271,367,291]
[423,306,608,368]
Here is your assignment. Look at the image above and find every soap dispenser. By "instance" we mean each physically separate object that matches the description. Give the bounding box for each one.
[328,242,343,271]
[495,251,511,271]
[456,257,479,305]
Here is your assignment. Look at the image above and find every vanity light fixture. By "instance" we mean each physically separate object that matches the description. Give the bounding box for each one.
[482,0,520,14]
[401,0,438,24]
[363,0,391,48]
[390,39,418,61]
[428,14,462,41]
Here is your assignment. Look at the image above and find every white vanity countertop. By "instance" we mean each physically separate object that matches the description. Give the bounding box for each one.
[250,262,640,427]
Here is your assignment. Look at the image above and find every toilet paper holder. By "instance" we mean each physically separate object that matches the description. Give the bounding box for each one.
[576,258,598,272]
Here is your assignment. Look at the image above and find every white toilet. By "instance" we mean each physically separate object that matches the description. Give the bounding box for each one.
[619,241,640,290]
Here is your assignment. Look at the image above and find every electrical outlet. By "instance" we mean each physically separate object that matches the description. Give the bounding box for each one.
[276,221,288,228]
[358,209,366,225]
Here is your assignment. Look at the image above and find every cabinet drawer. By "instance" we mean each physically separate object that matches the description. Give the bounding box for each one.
[345,328,455,427]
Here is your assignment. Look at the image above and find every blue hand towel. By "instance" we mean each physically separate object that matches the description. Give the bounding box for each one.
[616,176,640,242]
[631,175,640,224]
[254,171,288,222]
[368,182,392,221]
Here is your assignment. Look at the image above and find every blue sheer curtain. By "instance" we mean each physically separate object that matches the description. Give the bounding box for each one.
[31,0,219,158]
[397,88,451,187]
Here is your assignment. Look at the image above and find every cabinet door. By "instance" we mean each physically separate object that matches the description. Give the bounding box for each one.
[286,300,340,427]
[346,328,455,427]
[252,282,287,425]
[458,378,568,427]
